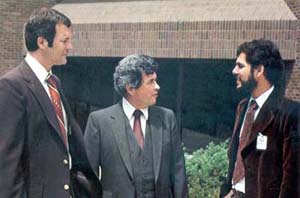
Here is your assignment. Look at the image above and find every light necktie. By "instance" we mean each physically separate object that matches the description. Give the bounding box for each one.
[232,100,258,184]
[133,109,144,149]
[46,74,67,146]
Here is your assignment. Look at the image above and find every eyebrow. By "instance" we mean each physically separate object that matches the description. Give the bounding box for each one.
[236,62,245,68]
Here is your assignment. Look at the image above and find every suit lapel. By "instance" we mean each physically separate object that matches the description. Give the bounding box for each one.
[58,80,73,125]
[228,98,248,157]
[242,91,279,155]
[110,104,163,182]
[148,107,163,182]
[110,103,134,179]
[245,109,274,147]
[20,62,67,150]
[59,83,74,138]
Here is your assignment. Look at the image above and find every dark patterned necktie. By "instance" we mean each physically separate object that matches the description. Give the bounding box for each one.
[46,74,67,146]
[133,109,144,149]
[232,100,258,184]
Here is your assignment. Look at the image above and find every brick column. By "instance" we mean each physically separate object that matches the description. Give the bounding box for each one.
[285,0,300,101]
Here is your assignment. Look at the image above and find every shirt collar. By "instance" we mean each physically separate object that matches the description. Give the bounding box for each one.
[25,53,51,83]
[122,97,149,120]
[250,85,274,109]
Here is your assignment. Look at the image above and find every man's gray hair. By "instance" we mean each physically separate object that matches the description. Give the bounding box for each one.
[113,54,158,96]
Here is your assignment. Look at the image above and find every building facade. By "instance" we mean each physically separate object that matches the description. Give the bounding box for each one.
[1,0,300,137]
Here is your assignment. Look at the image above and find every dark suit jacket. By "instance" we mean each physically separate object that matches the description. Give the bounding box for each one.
[84,102,188,198]
[0,61,101,198]
[220,89,300,198]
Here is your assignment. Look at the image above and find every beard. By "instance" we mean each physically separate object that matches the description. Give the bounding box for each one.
[237,72,257,94]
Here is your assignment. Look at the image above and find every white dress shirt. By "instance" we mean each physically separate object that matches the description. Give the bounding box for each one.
[122,97,148,138]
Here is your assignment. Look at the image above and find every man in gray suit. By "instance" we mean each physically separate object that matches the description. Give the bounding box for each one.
[84,54,188,198]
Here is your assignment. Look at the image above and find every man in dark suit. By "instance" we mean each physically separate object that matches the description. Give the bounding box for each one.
[220,39,300,198]
[0,8,101,198]
[84,54,188,198]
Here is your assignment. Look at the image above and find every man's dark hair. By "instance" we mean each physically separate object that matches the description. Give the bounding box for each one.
[113,54,158,97]
[25,7,71,52]
[237,39,284,86]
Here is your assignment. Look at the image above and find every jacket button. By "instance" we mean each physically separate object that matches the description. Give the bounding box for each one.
[64,184,69,191]
[63,159,69,165]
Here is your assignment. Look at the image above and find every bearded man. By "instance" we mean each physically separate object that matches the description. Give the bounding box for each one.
[220,39,300,198]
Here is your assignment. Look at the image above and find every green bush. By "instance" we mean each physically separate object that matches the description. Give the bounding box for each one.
[185,140,229,198]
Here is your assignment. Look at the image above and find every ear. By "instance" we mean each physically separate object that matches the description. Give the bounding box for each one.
[125,84,135,96]
[37,36,48,50]
[254,64,265,79]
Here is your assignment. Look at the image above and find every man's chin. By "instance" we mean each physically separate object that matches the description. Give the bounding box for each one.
[55,60,67,66]
[61,59,67,65]
[236,84,256,95]
[150,100,157,106]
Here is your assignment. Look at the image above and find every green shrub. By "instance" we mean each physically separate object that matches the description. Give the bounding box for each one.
[185,140,229,198]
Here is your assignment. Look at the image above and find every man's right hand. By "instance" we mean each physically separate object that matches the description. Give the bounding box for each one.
[224,189,235,198]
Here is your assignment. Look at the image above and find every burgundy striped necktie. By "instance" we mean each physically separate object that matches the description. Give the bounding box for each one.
[133,109,144,149]
[46,74,67,146]
[232,100,258,184]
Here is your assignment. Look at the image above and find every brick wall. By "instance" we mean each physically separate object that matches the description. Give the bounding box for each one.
[1,0,300,101]
[285,0,300,101]
[0,0,56,75]
[71,20,297,60]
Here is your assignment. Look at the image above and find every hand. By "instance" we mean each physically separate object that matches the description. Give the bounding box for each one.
[224,189,235,198]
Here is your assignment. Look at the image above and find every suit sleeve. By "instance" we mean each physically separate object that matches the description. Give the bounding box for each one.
[220,102,244,198]
[84,113,101,176]
[170,111,189,198]
[0,79,26,197]
[280,105,300,197]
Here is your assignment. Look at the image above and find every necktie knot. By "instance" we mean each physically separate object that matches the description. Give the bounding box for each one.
[46,74,58,89]
[133,109,142,118]
[249,100,258,111]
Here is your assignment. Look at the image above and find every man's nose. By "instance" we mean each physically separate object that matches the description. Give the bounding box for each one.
[232,65,238,75]
[155,81,160,90]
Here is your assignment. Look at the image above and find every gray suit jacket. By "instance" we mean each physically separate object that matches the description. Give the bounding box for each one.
[0,61,101,198]
[84,102,188,198]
